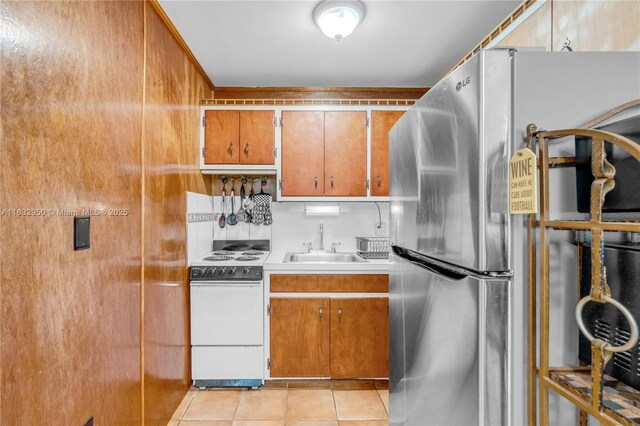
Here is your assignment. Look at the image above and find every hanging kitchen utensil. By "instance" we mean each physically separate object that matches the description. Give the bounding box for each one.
[250,178,265,225]
[252,177,272,226]
[259,177,273,226]
[244,178,256,211]
[236,181,249,223]
[218,182,227,228]
[227,185,238,226]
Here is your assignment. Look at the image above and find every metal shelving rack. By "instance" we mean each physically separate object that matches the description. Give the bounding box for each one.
[527,123,640,425]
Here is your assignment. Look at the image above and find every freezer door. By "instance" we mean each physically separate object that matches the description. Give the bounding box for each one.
[389,50,511,272]
[389,248,510,425]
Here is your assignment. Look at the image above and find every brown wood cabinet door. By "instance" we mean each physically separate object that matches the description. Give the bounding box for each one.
[239,110,275,165]
[330,298,389,379]
[324,111,367,196]
[371,111,404,196]
[204,110,239,164]
[270,298,330,377]
[281,111,325,196]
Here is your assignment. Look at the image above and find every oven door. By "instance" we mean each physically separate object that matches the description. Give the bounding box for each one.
[190,281,263,346]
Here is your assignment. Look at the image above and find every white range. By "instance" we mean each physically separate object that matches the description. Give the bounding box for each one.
[189,239,270,388]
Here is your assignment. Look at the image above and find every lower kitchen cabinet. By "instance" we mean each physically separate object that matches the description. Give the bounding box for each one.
[330,298,389,378]
[269,298,330,377]
[269,296,389,378]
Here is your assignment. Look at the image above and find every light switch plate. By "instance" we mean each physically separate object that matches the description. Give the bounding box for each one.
[74,216,90,251]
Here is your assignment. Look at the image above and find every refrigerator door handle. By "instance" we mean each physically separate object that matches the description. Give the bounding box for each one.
[392,245,466,281]
[392,245,512,281]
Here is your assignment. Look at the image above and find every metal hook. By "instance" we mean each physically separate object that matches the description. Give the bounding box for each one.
[561,37,573,52]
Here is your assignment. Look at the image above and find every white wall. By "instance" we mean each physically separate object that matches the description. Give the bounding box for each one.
[270,201,389,252]
[205,197,390,254]
[186,191,214,263]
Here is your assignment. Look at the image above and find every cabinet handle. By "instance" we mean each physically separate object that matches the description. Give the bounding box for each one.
[338,307,342,324]
[314,176,318,190]
[319,306,324,320]
[244,143,249,158]
[330,176,334,190]
[227,142,234,157]
[377,175,381,187]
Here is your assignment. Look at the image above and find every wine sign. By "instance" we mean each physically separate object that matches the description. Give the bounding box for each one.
[509,148,538,214]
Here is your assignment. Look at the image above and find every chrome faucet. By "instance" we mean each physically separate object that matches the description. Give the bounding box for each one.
[319,220,324,252]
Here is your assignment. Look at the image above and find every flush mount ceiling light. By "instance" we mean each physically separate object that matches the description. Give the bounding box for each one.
[313,0,365,41]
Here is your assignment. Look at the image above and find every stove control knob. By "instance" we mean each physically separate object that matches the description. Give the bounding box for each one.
[217,268,225,276]
[205,268,215,277]
[242,268,251,276]
[228,268,236,275]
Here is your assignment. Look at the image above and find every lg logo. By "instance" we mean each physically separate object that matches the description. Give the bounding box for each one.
[456,76,471,92]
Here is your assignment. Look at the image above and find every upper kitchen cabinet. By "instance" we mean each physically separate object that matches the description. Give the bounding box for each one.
[281,110,367,197]
[200,104,409,199]
[371,111,404,196]
[324,111,367,197]
[203,109,276,166]
[204,110,240,164]
[239,110,276,164]
[281,111,325,196]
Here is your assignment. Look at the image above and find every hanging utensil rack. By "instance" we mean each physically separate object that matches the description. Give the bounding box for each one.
[527,122,640,425]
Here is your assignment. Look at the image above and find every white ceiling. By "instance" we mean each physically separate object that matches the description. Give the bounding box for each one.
[158,0,521,87]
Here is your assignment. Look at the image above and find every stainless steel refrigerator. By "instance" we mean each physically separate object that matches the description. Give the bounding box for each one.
[389,49,640,425]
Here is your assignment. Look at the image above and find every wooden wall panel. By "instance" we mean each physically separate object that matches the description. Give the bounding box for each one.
[213,87,429,100]
[496,1,552,50]
[143,3,212,425]
[0,1,143,425]
[552,1,640,51]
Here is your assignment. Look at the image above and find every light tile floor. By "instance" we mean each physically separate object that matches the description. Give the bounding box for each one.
[170,380,389,426]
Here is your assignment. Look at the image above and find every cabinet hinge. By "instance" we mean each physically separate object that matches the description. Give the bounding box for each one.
[201,147,208,158]
[272,148,277,158]
[279,180,284,190]
[279,117,284,127]
[267,358,271,370]
[272,116,278,127]
[202,116,207,127]
[267,304,272,316]
[365,117,370,128]
[365,179,370,190]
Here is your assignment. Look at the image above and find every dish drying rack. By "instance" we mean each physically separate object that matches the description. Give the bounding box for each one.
[355,237,390,259]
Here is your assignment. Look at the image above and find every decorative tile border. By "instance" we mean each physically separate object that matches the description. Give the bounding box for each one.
[187,213,215,223]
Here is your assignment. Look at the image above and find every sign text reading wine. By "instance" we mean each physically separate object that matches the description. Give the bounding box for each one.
[509,148,538,214]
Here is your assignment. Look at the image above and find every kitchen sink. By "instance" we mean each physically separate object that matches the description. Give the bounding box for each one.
[283,252,367,263]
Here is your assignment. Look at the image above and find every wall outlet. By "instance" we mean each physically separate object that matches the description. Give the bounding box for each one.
[375,222,387,237]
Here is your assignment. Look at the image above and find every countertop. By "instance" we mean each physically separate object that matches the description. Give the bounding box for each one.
[264,251,389,273]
